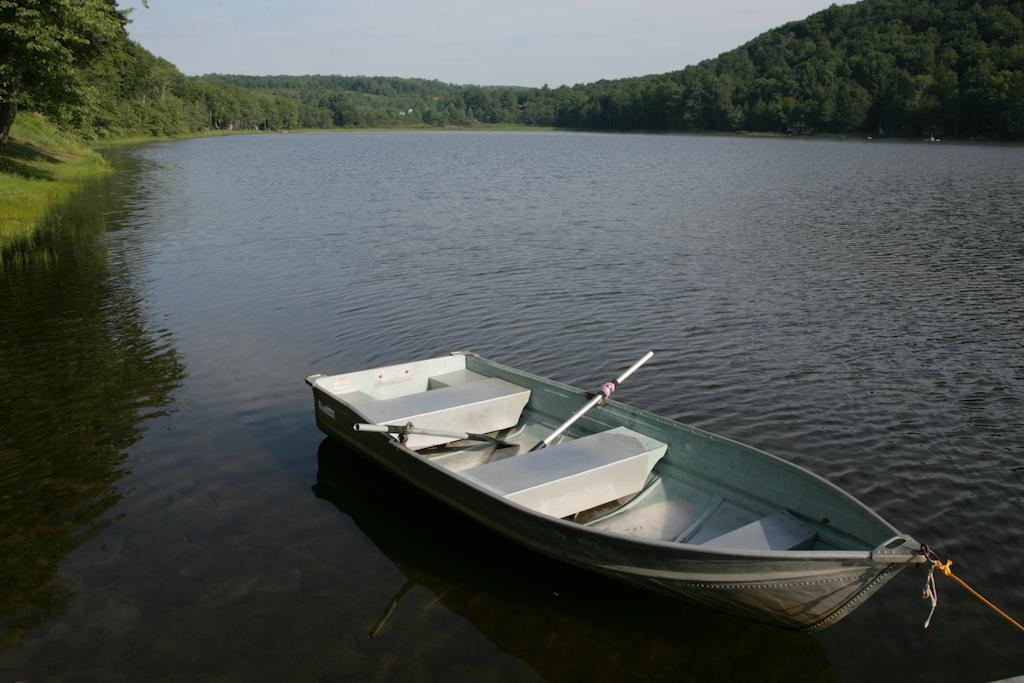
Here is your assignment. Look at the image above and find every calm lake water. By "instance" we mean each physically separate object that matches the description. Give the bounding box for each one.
[1,131,1022,681]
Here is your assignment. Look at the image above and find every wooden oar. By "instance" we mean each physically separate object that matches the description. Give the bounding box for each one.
[529,350,655,452]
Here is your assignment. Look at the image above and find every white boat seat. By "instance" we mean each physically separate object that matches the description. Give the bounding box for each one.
[427,368,489,389]
[461,427,667,519]
[341,377,530,451]
[699,509,817,551]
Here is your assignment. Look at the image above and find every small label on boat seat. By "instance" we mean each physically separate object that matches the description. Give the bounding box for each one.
[317,401,335,419]
[374,364,415,386]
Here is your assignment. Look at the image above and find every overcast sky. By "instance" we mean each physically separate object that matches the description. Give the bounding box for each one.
[120,0,846,87]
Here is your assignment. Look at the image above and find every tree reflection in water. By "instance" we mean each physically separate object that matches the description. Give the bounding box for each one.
[0,167,184,647]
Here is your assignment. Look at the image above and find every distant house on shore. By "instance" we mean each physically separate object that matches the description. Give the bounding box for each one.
[787,121,815,135]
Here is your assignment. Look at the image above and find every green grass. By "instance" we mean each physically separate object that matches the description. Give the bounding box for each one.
[0,113,111,247]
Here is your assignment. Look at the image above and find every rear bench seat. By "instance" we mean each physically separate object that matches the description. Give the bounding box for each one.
[341,376,530,450]
[426,369,487,389]
[698,509,817,551]
[460,427,667,519]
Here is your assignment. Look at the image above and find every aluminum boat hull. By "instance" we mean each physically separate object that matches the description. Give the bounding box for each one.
[308,353,922,630]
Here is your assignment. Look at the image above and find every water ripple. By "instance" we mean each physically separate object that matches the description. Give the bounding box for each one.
[3,131,1023,680]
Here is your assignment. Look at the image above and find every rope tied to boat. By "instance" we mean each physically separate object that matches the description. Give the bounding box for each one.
[922,561,939,629]
[918,544,1024,633]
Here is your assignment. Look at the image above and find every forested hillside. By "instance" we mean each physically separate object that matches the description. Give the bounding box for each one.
[73,38,309,136]
[553,0,1024,137]
[200,74,533,128]
[3,0,1023,140]
[205,0,1024,138]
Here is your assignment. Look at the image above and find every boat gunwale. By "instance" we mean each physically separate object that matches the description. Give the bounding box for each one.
[307,352,919,565]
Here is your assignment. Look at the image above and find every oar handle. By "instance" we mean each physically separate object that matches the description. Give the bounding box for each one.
[354,423,394,434]
[353,423,513,447]
[616,350,654,385]
[355,423,463,438]
[531,350,655,452]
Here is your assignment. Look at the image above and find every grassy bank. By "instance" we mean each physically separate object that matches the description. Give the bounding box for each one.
[0,114,111,247]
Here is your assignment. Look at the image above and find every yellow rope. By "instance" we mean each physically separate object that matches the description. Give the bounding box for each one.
[933,559,1024,633]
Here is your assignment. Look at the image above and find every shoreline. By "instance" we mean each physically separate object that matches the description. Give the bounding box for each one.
[1,121,556,246]
[0,114,112,248]
[3,117,1018,247]
[94,123,560,147]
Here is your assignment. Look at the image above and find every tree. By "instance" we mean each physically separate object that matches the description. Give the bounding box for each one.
[0,0,127,145]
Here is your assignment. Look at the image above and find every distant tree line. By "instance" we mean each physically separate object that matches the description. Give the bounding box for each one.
[76,39,306,136]
[207,0,1023,139]
[547,0,1024,138]
[199,74,532,129]
[3,0,1022,143]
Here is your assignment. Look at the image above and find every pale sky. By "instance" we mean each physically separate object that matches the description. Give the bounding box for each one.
[120,0,847,87]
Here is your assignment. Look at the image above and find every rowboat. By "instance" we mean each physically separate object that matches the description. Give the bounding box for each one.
[305,351,924,630]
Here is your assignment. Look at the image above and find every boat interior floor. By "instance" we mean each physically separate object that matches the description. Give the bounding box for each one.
[354,365,835,553]
[420,423,825,551]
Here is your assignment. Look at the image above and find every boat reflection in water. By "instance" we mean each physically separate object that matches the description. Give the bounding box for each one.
[313,439,839,681]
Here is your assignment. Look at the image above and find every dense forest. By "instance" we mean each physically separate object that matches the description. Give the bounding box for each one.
[198,74,526,129]
[205,0,1024,138]
[0,1,308,141]
[72,39,308,136]
[3,0,1023,141]
[557,0,1024,137]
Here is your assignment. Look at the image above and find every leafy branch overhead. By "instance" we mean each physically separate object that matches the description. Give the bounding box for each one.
[0,0,128,144]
